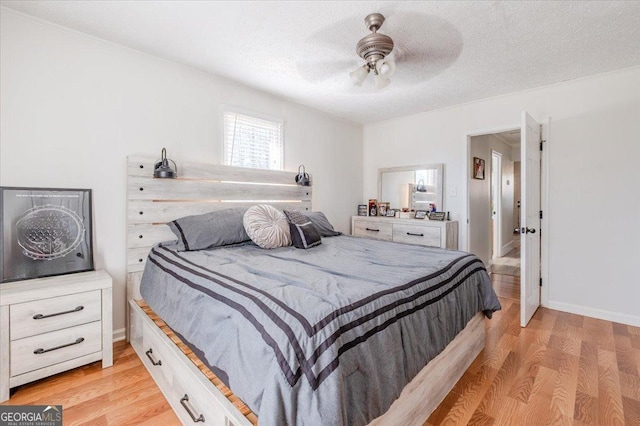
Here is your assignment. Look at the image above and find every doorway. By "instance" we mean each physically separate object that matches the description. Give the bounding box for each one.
[467,130,519,275]
[466,112,546,327]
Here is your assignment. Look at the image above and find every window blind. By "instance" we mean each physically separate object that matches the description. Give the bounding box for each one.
[223,111,283,170]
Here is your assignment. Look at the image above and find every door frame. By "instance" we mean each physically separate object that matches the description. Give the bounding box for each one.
[465,119,550,308]
[490,150,503,259]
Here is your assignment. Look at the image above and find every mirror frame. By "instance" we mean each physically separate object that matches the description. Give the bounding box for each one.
[378,163,444,212]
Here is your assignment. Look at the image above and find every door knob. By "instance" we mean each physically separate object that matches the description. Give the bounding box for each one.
[521,227,536,234]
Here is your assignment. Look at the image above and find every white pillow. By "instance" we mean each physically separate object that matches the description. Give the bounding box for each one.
[243,205,292,249]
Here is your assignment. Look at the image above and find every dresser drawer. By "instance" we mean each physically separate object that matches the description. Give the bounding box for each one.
[10,321,102,377]
[10,290,101,340]
[392,224,441,247]
[353,220,392,241]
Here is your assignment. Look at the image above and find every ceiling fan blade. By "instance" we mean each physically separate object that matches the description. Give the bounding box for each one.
[296,59,358,84]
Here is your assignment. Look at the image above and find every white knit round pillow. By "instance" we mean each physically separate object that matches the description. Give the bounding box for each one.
[243,205,291,249]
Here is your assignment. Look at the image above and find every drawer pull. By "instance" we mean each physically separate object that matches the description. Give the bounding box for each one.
[180,394,204,423]
[34,337,85,354]
[365,227,380,232]
[406,232,424,237]
[145,348,162,366]
[33,305,84,320]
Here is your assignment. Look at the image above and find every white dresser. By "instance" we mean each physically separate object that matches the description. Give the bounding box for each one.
[351,216,458,250]
[0,270,113,402]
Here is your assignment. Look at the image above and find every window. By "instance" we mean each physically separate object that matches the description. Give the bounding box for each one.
[223,109,283,170]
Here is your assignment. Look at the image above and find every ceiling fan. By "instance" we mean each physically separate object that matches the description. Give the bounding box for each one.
[349,13,397,89]
[296,12,462,91]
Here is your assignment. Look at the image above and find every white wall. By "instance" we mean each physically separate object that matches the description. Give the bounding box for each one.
[364,66,640,327]
[0,10,363,336]
[468,134,514,265]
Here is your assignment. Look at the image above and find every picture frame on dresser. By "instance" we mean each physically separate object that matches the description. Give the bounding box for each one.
[428,212,447,221]
[0,187,94,283]
[414,210,428,219]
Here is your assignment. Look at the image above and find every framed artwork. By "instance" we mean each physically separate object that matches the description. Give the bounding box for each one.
[414,210,428,219]
[473,157,485,180]
[385,209,396,217]
[377,202,390,217]
[428,212,447,221]
[357,204,368,216]
[0,187,94,283]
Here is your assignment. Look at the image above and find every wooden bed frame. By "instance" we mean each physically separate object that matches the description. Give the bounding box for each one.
[126,154,484,425]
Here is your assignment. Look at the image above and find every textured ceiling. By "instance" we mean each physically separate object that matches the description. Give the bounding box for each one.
[2,1,639,124]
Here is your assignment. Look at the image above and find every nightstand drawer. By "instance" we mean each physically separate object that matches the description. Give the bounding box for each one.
[10,290,102,340]
[10,321,102,377]
[392,224,441,247]
[353,220,392,240]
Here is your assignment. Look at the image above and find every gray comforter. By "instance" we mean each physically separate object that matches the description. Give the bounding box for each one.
[140,235,501,426]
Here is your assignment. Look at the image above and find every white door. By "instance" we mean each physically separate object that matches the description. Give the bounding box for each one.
[520,111,541,327]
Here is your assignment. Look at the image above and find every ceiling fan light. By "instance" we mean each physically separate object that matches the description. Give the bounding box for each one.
[375,74,391,89]
[349,65,369,86]
[376,58,396,77]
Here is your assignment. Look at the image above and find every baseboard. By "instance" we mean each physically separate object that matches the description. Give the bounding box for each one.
[501,240,514,256]
[112,328,126,343]
[546,301,640,327]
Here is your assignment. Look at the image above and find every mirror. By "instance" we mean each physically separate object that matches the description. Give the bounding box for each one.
[378,164,444,212]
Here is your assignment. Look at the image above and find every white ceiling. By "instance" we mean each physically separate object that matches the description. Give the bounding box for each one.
[494,130,521,148]
[2,1,640,124]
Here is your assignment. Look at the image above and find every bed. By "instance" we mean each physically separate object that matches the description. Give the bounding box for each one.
[126,155,500,426]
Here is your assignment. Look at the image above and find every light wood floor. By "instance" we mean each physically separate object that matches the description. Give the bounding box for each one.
[3,274,639,425]
[490,236,521,276]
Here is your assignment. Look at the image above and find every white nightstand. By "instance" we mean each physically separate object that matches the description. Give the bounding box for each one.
[0,270,113,402]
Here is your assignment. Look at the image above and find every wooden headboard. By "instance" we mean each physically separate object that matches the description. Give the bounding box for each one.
[126,154,312,301]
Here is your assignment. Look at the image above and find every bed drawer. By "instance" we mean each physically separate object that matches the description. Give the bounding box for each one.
[140,321,175,391]
[145,321,228,425]
[353,220,392,241]
[10,290,102,340]
[392,224,441,247]
[129,300,251,426]
[166,366,229,426]
[10,321,102,377]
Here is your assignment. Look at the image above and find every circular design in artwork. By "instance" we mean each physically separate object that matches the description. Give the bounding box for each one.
[16,204,85,260]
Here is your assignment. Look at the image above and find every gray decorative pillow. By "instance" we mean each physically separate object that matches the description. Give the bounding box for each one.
[288,222,322,249]
[167,207,249,251]
[283,209,308,225]
[301,211,341,237]
[243,205,291,249]
[284,210,322,249]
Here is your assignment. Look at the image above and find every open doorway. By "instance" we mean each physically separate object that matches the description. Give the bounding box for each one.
[468,112,545,327]
[491,157,521,277]
[468,129,521,301]
[468,128,521,308]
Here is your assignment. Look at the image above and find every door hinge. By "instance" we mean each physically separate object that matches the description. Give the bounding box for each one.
[539,278,543,287]
[540,210,543,219]
[540,140,545,151]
